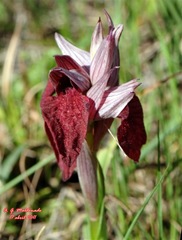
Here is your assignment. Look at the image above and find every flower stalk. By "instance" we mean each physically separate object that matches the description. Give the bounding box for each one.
[40,10,147,239]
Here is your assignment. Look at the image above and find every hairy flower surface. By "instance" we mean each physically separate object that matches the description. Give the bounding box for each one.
[40,11,147,181]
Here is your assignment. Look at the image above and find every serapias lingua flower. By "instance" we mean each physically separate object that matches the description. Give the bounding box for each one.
[40,11,147,181]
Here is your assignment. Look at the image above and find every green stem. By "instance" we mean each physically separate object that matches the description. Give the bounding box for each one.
[85,128,107,239]
[89,197,107,240]
[88,161,107,240]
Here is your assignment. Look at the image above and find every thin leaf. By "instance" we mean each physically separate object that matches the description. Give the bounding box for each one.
[0,154,54,195]
[0,145,25,182]
[123,165,170,240]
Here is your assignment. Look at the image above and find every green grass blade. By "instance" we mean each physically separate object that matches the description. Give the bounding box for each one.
[157,122,163,240]
[123,166,170,240]
[0,145,26,181]
[0,154,54,195]
[141,118,181,160]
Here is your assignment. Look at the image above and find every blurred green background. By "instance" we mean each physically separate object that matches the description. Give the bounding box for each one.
[0,0,181,239]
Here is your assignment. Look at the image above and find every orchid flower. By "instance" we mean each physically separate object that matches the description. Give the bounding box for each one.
[40,11,147,183]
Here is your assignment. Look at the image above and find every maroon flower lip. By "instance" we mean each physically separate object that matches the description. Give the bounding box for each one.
[40,11,147,181]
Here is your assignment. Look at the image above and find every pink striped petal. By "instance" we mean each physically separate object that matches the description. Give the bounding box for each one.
[104,10,114,32]
[90,33,115,85]
[55,33,90,68]
[97,80,140,119]
[90,17,103,59]
[113,24,124,45]
[87,68,118,119]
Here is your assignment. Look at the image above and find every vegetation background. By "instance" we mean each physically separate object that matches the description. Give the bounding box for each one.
[0,0,181,239]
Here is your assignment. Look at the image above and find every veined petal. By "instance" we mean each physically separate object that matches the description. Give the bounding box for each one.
[104,10,114,32]
[90,17,103,60]
[87,68,118,119]
[55,33,90,68]
[54,55,89,79]
[90,33,115,85]
[117,95,147,161]
[59,68,91,92]
[113,24,124,46]
[40,87,89,181]
[107,47,120,87]
[97,80,140,119]
[104,10,124,44]
[107,25,123,87]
